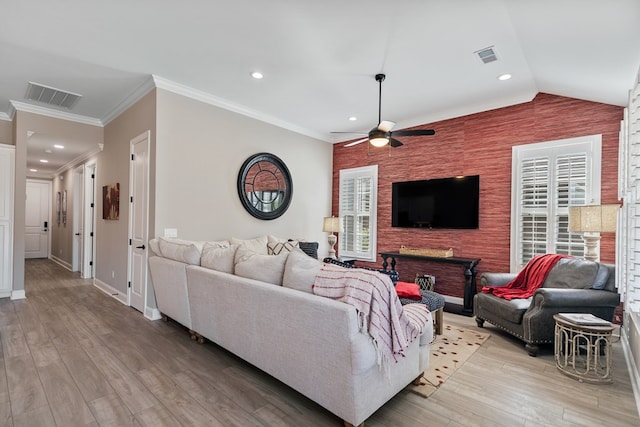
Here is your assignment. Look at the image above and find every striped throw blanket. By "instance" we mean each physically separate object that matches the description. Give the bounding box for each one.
[313,265,430,368]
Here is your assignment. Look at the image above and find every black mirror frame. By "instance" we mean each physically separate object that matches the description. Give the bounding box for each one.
[237,152,293,220]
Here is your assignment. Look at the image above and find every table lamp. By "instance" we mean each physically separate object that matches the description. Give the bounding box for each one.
[568,204,619,261]
[322,216,343,259]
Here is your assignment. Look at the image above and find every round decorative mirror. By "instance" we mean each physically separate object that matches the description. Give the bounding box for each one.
[237,152,293,220]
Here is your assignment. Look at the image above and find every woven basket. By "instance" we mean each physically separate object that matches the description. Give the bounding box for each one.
[399,246,454,258]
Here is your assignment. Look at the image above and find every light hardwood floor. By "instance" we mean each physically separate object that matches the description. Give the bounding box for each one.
[0,259,638,426]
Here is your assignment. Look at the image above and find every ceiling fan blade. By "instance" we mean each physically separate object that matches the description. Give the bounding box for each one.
[391,129,436,137]
[344,138,368,147]
[378,120,395,132]
[389,137,404,148]
[330,131,367,135]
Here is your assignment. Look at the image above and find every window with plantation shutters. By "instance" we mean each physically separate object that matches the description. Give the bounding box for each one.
[339,165,378,261]
[511,136,601,272]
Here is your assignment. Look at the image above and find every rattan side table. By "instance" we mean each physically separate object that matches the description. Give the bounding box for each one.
[554,314,615,384]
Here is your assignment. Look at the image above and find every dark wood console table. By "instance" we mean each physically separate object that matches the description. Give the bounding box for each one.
[379,252,481,315]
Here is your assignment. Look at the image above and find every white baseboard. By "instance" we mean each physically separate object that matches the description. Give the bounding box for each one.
[622,327,640,419]
[10,290,26,300]
[49,255,72,271]
[443,295,464,306]
[93,278,128,305]
[145,307,161,321]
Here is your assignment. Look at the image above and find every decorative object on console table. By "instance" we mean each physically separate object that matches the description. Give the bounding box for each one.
[568,204,619,261]
[400,246,454,258]
[322,216,343,259]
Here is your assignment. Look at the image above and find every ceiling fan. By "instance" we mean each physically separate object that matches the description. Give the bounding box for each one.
[333,73,435,148]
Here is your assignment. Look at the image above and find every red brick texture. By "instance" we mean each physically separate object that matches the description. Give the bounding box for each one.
[331,93,623,299]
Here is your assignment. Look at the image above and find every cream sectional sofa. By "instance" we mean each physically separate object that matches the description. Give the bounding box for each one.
[147,236,433,427]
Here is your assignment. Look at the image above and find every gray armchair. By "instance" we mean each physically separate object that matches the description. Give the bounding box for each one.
[474,257,620,356]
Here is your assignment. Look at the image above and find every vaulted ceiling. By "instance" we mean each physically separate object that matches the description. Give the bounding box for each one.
[2,0,639,177]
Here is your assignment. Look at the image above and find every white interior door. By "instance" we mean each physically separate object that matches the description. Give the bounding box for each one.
[25,180,51,259]
[128,131,150,313]
[72,166,84,272]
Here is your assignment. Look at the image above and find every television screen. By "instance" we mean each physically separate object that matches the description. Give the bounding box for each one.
[392,175,479,229]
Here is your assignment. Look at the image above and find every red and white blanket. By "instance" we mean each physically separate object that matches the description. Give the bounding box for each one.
[312,265,430,369]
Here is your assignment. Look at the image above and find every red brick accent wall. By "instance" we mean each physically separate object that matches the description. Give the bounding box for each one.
[331,93,622,299]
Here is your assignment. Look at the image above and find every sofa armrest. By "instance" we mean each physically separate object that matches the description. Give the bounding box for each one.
[532,288,620,308]
[480,272,516,288]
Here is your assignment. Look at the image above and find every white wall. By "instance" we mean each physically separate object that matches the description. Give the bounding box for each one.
[155,89,333,255]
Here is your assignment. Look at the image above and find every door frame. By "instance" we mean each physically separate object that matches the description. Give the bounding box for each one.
[83,163,97,279]
[72,166,84,272]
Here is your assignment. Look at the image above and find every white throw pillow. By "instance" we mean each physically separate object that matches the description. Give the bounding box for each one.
[230,235,269,255]
[267,240,299,255]
[235,246,289,285]
[282,249,323,293]
[157,237,204,265]
[201,241,237,274]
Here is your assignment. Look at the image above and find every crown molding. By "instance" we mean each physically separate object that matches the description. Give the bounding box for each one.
[102,77,157,126]
[11,101,103,127]
[55,144,103,176]
[152,75,328,142]
[0,103,15,121]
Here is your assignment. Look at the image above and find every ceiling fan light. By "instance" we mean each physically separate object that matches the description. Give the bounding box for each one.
[370,137,389,147]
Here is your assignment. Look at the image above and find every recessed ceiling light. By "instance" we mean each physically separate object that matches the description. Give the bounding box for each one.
[349,116,357,121]
[39,159,48,163]
[250,71,264,79]
[54,144,64,149]
[30,169,37,172]
[498,73,512,81]
[45,149,52,153]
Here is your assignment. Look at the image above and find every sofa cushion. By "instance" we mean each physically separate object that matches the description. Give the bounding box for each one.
[230,235,268,254]
[149,238,160,256]
[476,293,532,324]
[544,258,599,289]
[235,246,288,285]
[282,249,323,293]
[201,242,237,274]
[157,237,204,265]
[591,263,611,290]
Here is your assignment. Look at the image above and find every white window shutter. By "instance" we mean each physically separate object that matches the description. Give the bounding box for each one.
[339,165,378,261]
[512,135,601,272]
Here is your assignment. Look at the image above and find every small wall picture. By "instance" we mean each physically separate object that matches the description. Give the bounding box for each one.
[56,192,61,225]
[62,190,67,225]
[103,183,120,220]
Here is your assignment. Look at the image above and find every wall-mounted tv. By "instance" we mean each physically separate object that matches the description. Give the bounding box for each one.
[391,175,480,229]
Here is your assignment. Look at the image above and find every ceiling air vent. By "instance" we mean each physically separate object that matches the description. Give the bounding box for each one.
[25,82,82,109]
[475,46,498,64]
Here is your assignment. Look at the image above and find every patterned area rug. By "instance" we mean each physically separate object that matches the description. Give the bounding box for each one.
[407,325,490,398]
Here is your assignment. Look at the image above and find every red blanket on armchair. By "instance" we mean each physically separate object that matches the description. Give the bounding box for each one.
[482,254,568,300]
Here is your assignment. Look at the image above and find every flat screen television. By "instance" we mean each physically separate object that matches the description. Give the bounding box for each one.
[391,175,480,229]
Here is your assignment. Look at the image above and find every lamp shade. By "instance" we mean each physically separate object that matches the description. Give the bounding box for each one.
[568,204,619,233]
[322,216,343,233]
